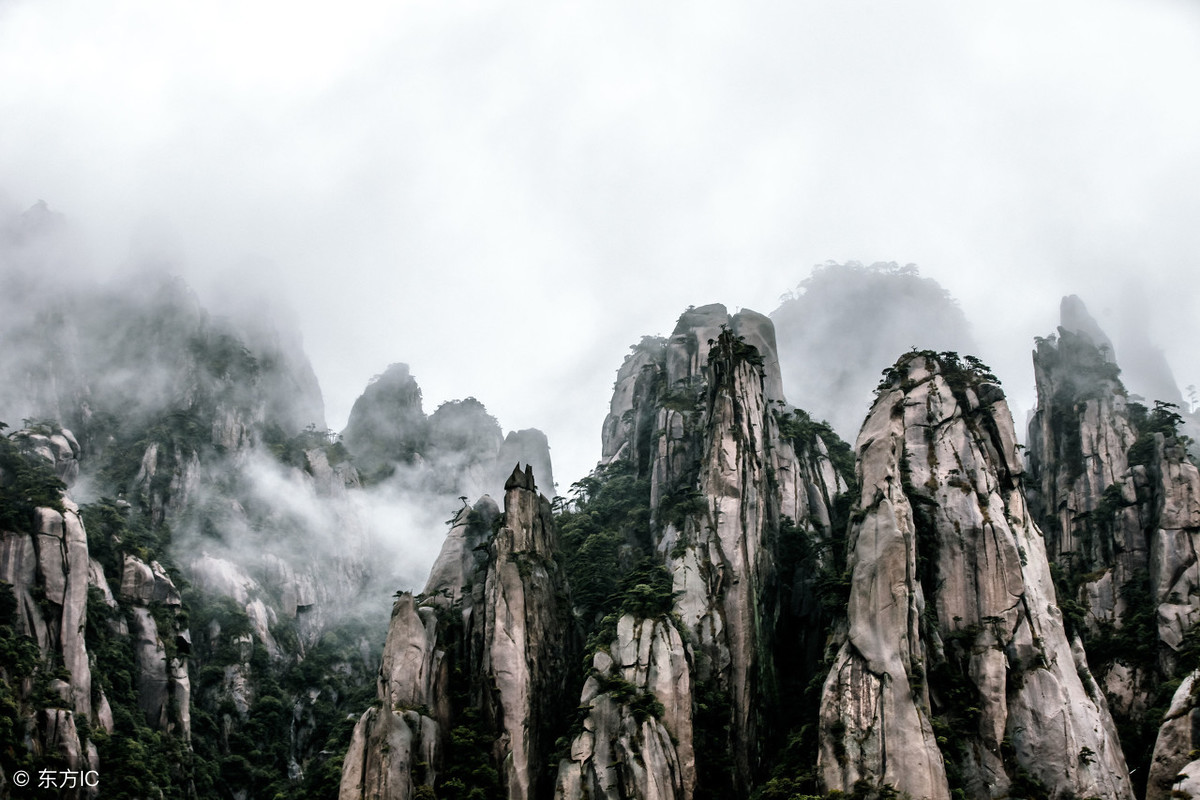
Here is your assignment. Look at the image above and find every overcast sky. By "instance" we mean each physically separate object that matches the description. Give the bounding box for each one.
[2,0,1199,491]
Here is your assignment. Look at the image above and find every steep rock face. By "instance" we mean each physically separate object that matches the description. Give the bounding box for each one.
[592,304,849,796]
[0,427,106,787]
[482,465,576,800]
[120,553,191,738]
[1026,298,1200,795]
[1,432,91,721]
[1060,294,1115,357]
[342,470,575,800]
[663,312,846,792]
[554,614,694,800]
[426,397,505,498]
[187,445,370,635]
[1026,304,1142,594]
[422,496,499,601]
[818,352,1132,800]
[339,593,442,800]
[600,336,665,466]
[11,428,82,486]
[1147,670,1200,800]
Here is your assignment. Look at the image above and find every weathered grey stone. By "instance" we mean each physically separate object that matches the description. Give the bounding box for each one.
[483,473,575,800]
[555,615,695,800]
[120,554,181,605]
[591,305,848,798]
[343,468,573,800]
[339,706,427,800]
[1027,299,1200,790]
[1148,670,1200,800]
[423,496,497,601]
[819,353,1133,800]
[1,496,95,727]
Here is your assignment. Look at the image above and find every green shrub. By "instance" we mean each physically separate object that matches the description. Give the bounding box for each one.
[0,434,66,532]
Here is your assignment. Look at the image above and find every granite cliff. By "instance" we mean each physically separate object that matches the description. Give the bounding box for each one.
[819,350,1131,800]
[6,261,1200,800]
[340,465,575,800]
[1026,297,1200,799]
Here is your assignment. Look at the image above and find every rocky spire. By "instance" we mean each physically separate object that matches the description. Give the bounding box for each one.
[1026,297,1200,798]
[818,351,1132,800]
[0,427,112,787]
[575,304,848,798]
[340,469,575,800]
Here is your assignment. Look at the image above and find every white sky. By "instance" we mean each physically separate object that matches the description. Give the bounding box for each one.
[3,0,1199,490]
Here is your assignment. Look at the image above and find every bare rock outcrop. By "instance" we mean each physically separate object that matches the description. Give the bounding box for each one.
[1026,297,1200,795]
[480,464,577,799]
[592,305,849,797]
[1026,308,1143,605]
[341,471,575,800]
[11,427,81,487]
[554,614,695,800]
[119,553,191,739]
[338,593,442,800]
[1147,670,1200,800]
[818,351,1132,800]
[0,428,106,793]
[0,431,101,723]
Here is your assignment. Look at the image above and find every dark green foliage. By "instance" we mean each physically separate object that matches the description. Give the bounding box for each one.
[657,482,707,530]
[263,422,347,472]
[559,460,678,660]
[1064,569,1165,797]
[186,603,380,800]
[1094,482,1130,521]
[79,490,380,799]
[1033,327,1132,482]
[1175,623,1200,674]
[0,581,47,783]
[431,599,504,800]
[593,673,665,722]
[558,459,653,627]
[1035,327,1124,395]
[661,386,702,415]
[751,729,821,800]
[85,583,196,799]
[190,332,260,383]
[693,681,735,800]
[1035,343,1197,794]
[1000,737,1051,800]
[1083,571,1158,671]
[875,349,999,399]
[926,624,987,799]
[1049,560,1089,638]
[777,408,855,486]
[190,594,255,666]
[710,325,765,368]
[81,499,165,587]
[0,433,66,533]
[812,570,851,615]
[616,559,677,620]
[440,708,503,800]
[1050,383,1087,482]
[1127,400,1191,467]
[789,494,854,615]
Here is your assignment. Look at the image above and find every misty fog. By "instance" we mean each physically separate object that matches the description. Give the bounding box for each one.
[3,0,1199,532]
